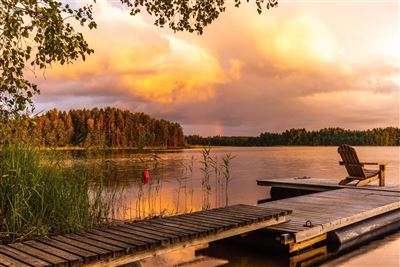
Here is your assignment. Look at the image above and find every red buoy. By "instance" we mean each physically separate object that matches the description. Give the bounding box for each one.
[142,169,150,184]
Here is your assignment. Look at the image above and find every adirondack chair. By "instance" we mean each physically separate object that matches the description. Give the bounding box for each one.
[337,144,386,187]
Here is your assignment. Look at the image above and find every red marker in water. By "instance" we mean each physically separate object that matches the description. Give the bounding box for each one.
[142,169,150,184]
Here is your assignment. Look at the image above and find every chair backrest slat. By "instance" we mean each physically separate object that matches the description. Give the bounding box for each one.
[338,144,366,178]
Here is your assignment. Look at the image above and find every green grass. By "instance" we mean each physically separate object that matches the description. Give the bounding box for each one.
[0,145,112,243]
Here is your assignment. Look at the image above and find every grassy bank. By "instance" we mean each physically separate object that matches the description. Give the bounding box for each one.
[0,145,112,243]
[37,146,187,152]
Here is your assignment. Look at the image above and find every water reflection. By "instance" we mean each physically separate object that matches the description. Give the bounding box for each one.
[71,146,399,221]
[69,146,399,267]
[147,229,400,267]
[321,230,400,267]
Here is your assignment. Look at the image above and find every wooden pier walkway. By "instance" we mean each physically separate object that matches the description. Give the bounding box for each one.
[257,177,400,193]
[256,177,400,252]
[261,188,400,243]
[0,205,290,267]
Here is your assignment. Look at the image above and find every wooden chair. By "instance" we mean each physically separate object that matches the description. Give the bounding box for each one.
[337,144,386,187]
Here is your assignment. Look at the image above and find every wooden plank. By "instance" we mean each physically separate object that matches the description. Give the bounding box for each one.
[264,201,374,213]
[182,213,241,227]
[224,207,291,220]
[204,205,289,221]
[179,212,233,224]
[222,206,289,218]
[64,233,125,257]
[0,252,30,267]
[112,224,180,243]
[269,203,390,215]
[234,204,291,214]
[265,204,368,218]
[275,196,393,207]
[24,240,83,265]
[263,190,398,208]
[154,218,212,234]
[161,217,220,233]
[86,229,148,251]
[38,238,98,263]
[305,190,400,199]
[0,245,50,267]
[8,243,68,267]
[77,232,135,253]
[195,210,258,224]
[136,221,203,238]
[168,216,229,230]
[96,228,165,248]
[186,212,245,225]
[128,221,194,240]
[52,235,112,259]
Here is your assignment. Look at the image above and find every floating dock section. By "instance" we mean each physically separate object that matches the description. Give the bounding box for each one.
[257,177,400,255]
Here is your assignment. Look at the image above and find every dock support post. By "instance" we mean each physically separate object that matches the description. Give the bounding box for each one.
[281,234,327,253]
[379,165,385,187]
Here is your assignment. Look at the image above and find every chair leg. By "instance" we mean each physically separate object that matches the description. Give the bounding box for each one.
[379,165,385,187]
[339,177,353,185]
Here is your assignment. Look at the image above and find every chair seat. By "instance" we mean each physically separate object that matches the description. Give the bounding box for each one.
[363,169,380,178]
[347,169,379,179]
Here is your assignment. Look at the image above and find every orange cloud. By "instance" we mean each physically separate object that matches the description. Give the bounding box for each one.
[40,1,225,104]
[252,16,336,71]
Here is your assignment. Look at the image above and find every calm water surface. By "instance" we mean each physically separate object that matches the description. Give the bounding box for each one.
[79,146,400,267]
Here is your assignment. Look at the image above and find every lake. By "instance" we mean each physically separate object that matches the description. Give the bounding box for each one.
[77,146,400,266]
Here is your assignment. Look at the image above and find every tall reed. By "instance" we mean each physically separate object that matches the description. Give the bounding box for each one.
[0,145,111,243]
[210,155,221,207]
[221,153,236,206]
[200,147,212,210]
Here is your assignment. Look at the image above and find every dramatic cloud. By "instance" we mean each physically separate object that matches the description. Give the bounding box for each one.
[33,1,399,135]
[34,1,226,104]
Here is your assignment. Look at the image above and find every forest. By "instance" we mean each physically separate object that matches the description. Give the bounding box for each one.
[1,109,398,148]
[0,107,185,148]
[186,127,400,146]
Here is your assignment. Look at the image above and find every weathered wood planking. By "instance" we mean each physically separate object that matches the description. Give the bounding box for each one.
[0,205,290,267]
[257,177,400,192]
[261,188,400,242]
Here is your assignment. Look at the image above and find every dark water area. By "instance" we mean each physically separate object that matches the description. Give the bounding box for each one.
[71,146,399,266]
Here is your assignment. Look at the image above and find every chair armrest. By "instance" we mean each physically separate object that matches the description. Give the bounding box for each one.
[361,162,387,166]
[339,161,387,167]
[339,162,363,167]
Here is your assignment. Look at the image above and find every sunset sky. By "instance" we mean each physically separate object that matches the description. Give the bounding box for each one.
[32,0,400,136]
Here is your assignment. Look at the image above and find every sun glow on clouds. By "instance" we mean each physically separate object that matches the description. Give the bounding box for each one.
[120,35,225,103]
[34,1,399,135]
[254,16,336,70]
[40,0,224,104]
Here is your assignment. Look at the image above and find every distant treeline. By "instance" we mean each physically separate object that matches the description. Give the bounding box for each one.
[0,107,185,148]
[186,127,400,146]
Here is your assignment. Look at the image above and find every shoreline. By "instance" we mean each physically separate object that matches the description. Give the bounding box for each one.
[33,144,400,152]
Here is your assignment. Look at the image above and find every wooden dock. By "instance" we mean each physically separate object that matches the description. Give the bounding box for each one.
[257,177,400,193]
[0,205,290,267]
[257,177,400,252]
[1,177,399,266]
